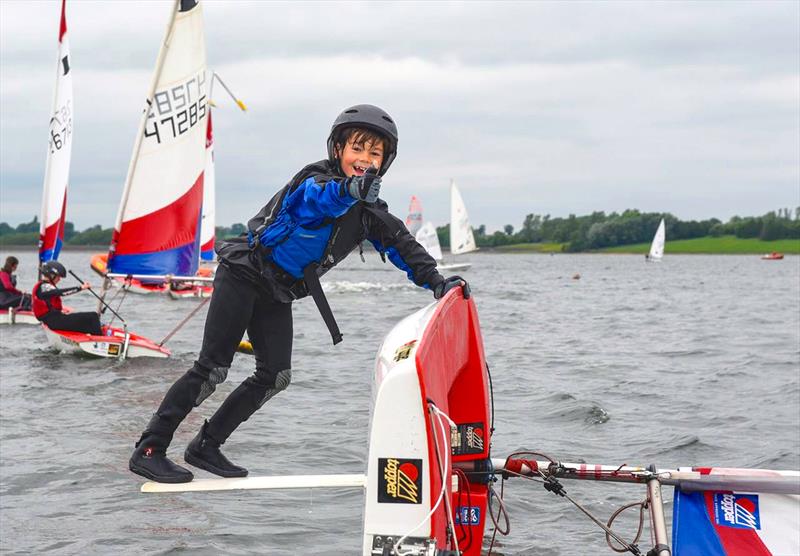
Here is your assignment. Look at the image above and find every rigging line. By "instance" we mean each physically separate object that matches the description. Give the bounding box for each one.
[107,282,129,328]
[606,499,648,553]
[543,477,642,556]
[392,403,459,556]
[486,475,510,555]
[453,468,474,551]
[430,405,460,556]
[158,295,210,346]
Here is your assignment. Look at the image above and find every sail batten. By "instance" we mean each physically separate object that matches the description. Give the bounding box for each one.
[108,0,208,277]
[38,0,73,263]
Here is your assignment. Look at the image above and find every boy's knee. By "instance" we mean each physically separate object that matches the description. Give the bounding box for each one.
[192,363,229,406]
[250,367,292,408]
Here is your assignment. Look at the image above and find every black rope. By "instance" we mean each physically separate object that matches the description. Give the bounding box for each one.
[606,499,649,553]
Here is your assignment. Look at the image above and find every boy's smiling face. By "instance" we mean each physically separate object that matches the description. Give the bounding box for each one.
[336,135,385,178]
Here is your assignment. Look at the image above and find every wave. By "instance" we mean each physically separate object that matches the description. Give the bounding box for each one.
[321,281,414,294]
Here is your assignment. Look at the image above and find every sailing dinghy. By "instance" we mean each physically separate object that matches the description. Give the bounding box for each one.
[405,195,423,237]
[647,218,666,262]
[406,196,471,272]
[141,286,799,555]
[92,0,212,296]
[449,180,477,270]
[415,221,471,272]
[42,324,170,359]
[2,0,71,327]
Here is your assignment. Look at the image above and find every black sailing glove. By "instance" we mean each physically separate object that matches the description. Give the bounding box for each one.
[347,166,382,203]
[433,275,470,300]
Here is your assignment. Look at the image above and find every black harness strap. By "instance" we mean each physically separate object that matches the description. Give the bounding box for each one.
[303,263,342,345]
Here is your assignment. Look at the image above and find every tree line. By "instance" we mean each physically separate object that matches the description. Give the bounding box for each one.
[437,208,800,251]
[2,208,798,252]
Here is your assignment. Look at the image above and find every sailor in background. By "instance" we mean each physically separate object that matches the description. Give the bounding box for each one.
[0,256,32,310]
[130,104,468,483]
[32,261,102,335]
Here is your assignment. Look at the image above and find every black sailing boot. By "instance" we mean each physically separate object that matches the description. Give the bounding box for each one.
[184,420,248,478]
[129,439,194,483]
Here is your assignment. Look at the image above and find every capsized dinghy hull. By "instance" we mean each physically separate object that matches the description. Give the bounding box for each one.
[42,324,169,358]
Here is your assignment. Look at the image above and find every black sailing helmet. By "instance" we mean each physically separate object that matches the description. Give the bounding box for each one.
[41,260,67,280]
[327,104,398,176]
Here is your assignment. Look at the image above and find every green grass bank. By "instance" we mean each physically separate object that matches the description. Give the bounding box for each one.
[493,236,799,254]
[599,236,800,254]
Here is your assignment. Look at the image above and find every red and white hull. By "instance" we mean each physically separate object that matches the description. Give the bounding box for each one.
[42,324,170,358]
[363,287,489,555]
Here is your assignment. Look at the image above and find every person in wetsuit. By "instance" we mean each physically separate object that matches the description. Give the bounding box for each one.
[32,260,102,335]
[0,256,32,310]
[129,104,468,483]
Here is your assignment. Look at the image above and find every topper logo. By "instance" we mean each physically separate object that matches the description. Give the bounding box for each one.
[378,458,422,504]
[714,493,761,530]
[466,425,484,451]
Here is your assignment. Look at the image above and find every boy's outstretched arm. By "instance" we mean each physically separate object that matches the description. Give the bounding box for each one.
[285,176,358,225]
[364,202,445,292]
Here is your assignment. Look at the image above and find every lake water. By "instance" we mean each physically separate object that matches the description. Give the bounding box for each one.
[1,249,798,555]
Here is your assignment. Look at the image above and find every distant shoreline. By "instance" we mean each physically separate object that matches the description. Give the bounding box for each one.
[495,236,800,254]
[3,236,798,255]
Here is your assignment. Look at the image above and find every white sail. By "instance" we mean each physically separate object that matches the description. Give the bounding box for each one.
[38,0,73,263]
[107,0,208,277]
[449,180,476,255]
[648,218,666,260]
[199,111,215,260]
[415,221,443,261]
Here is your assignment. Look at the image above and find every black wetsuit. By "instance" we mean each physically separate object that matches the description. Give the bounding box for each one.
[138,159,444,451]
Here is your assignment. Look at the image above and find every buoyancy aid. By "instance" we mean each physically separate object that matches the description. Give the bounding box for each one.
[32,280,62,319]
[0,271,18,294]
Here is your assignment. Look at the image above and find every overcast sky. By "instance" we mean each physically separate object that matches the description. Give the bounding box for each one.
[1,0,798,232]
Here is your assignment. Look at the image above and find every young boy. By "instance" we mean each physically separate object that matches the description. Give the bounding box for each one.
[32,260,102,335]
[129,104,468,483]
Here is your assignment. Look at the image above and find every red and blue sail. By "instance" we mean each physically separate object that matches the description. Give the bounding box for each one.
[39,0,73,263]
[672,469,800,555]
[107,0,207,277]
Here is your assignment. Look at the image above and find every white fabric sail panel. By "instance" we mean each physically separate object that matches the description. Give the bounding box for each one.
[649,218,666,259]
[115,2,208,224]
[415,222,443,261]
[199,111,215,256]
[38,0,73,262]
[450,181,477,255]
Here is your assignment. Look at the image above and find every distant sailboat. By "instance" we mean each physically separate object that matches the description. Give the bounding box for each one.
[414,222,471,273]
[91,0,210,295]
[405,195,423,237]
[3,0,72,326]
[647,218,665,262]
[38,0,72,266]
[449,180,476,269]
